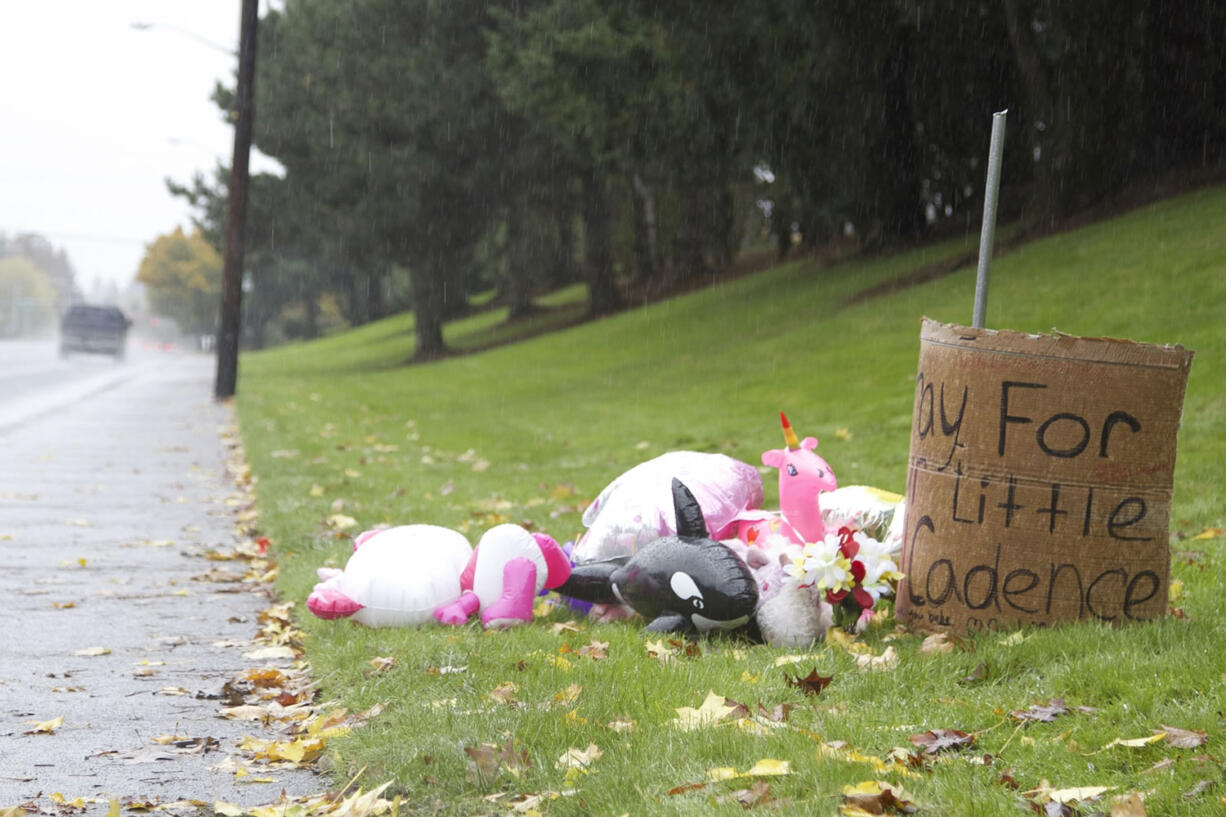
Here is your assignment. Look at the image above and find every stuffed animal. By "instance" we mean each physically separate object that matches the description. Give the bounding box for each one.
[306,524,473,627]
[571,450,763,564]
[730,412,838,550]
[433,524,572,629]
[559,479,759,636]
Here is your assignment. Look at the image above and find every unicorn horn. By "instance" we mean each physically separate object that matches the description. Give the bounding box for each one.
[780,411,800,449]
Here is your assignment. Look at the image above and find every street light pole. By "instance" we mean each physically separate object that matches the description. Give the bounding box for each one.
[214,0,258,400]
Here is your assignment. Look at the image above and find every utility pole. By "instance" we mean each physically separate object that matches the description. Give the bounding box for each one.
[214,0,259,399]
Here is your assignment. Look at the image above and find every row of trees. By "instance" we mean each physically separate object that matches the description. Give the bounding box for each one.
[175,0,1226,356]
[0,233,79,337]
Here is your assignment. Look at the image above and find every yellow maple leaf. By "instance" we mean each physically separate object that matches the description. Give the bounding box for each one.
[853,646,899,671]
[555,743,602,771]
[369,655,398,673]
[818,742,919,777]
[707,759,790,780]
[489,681,519,704]
[328,781,394,817]
[73,646,110,656]
[27,715,64,733]
[326,513,358,530]
[1101,733,1166,750]
[553,684,582,705]
[745,758,791,776]
[1046,786,1113,803]
[772,654,818,667]
[674,691,739,731]
[49,794,87,807]
[644,638,678,662]
[242,645,296,661]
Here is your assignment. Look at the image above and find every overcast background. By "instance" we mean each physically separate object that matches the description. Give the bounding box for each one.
[0,1,280,293]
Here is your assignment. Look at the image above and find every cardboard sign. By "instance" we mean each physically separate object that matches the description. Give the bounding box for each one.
[898,319,1194,633]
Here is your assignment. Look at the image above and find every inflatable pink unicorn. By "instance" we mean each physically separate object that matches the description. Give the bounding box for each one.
[731,412,838,549]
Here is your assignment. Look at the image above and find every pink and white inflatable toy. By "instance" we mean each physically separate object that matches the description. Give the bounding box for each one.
[433,524,572,628]
[570,451,764,564]
[730,412,838,550]
[306,524,473,627]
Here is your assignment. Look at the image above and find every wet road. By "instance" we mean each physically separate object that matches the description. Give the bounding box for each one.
[0,341,144,432]
[0,343,322,808]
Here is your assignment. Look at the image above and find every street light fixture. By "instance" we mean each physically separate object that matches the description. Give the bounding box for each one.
[129,21,235,56]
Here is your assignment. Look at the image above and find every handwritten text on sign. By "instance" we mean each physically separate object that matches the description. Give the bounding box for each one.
[898,322,1191,633]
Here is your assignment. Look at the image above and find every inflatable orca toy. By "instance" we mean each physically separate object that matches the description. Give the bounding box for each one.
[559,479,759,635]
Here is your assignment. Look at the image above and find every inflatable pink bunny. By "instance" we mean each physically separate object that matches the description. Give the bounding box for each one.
[731,412,838,549]
[434,524,572,628]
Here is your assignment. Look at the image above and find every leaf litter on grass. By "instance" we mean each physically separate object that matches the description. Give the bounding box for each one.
[229,193,1226,814]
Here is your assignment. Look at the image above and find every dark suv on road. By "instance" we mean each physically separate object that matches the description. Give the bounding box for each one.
[59,304,132,359]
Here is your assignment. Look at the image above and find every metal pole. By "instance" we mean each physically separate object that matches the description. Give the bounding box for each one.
[214,0,259,400]
[972,109,1007,329]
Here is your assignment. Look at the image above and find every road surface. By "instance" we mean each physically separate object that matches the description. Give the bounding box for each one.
[0,341,323,809]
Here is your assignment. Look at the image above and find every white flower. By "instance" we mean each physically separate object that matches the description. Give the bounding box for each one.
[851,531,903,602]
[785,532,851,592]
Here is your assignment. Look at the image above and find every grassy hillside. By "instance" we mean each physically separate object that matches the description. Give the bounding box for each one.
[235,186,1226,814]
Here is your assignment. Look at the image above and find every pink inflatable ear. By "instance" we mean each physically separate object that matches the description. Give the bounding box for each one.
[458,548,479,592]
[353,528,384,550]
[800,436,818,451]
[534,532,572,589]
[762,449,785,468]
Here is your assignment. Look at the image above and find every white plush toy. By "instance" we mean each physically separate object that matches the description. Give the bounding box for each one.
[307,524,473,627]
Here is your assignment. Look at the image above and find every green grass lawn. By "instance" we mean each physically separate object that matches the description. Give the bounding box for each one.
[236,186,1226,815]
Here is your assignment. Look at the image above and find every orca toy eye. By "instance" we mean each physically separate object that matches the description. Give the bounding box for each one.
[787,464,798,476]
[669,572,705,610]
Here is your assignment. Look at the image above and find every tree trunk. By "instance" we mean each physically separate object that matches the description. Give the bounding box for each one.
[504,201,535,320]
[581,171,622,316]
[873,23,924,242]
[630,171,659,282]
[710,180,736,269]
[410,259,447,361]
[249,313,267,350]
[305,294,319,339]
[550,208,576,287]
[342,270,364,326]
[1003,0,1065,230]
[674,190,708,282]
[366,272,386,320]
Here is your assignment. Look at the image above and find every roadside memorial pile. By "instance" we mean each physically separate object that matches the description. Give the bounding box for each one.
[305,411,906,647]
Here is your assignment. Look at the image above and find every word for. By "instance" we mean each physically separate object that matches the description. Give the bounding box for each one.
[914,375,1145,467]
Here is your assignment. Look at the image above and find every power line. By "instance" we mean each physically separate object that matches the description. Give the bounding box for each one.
[0,228,151,246]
